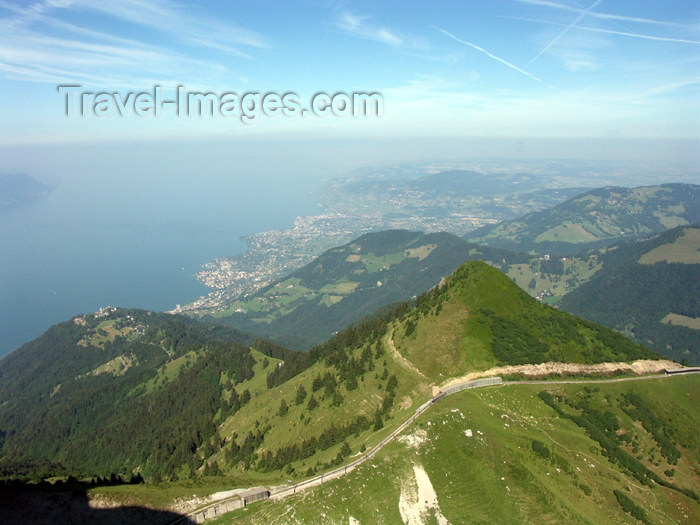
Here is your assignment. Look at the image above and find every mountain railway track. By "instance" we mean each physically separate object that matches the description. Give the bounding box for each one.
[171,368,697,524]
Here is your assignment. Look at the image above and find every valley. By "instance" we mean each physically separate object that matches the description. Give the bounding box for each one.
[175,177,700,366]
[174,166,594,315]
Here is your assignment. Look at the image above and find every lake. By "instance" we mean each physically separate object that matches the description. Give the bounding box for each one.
[0,142,327,358]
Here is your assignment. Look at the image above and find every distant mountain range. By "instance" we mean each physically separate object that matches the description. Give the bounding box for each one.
[318,168,592,225]
[0,173,53,208]
[336,169,589,203]
[466,183,700,255]
[203,225,700,365]
[201,183,700,357]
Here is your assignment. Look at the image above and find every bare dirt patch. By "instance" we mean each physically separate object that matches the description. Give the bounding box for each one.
[397,428,429,449]
[438,359,678,392]
[399,464,450,525]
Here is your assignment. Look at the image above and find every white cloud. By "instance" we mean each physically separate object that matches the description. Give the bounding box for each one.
[0,0,269,85]
[75,0,269,52]
[376,70,699,139]
[336,12,403,47]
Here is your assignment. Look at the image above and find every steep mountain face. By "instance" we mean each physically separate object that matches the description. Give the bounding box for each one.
[560,226,700,364]
[205,230,527,349]
[466,183,700,255]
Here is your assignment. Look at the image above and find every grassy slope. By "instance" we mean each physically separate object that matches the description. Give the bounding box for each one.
[392,261,656,383]
[466,184,700,255]
[214,339,431,481]
[112,261,657,500]
[639,228,700,265]
[3,261,676,519]
[207,375,699,525]
[209,261,656,483]
[65,261,673,519]
[501,228,699,307]
[504,255,602,304]
[82,333,434,511]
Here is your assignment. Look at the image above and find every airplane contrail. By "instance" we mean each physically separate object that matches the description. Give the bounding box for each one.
[516,0,686,29]
[524,0,603,69]
[501,15,700,46]
[573,24,700,45]
[434,26,543,82]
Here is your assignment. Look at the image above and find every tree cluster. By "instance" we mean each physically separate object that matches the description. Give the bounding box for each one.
[538,390,698,502]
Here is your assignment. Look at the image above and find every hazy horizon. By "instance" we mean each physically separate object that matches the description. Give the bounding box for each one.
[1,0,699,355]
[2,1,698,146]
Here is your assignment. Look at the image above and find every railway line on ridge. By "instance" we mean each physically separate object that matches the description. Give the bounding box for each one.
[174,368,697,524]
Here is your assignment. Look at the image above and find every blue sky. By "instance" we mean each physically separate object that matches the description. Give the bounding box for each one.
[1,0,699,146]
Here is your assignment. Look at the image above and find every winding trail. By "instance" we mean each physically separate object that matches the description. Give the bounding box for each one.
[171,367,697,524]
[386,330,428,379]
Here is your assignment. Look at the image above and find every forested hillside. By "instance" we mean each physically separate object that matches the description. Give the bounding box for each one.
[0,262,659,486]
[560,226,700,364]
[206,230,527,349]
[0,309,261,480]
[467,183,700,255]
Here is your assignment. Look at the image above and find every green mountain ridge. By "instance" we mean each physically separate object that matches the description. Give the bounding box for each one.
[0,262,659,483]
[2,260,695,524]
[466,183,700,255]
[210,261,658,484]
[205,230,527,349]
[390,261,657,380]
[198,184,700,366]
[0,309,261,479]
